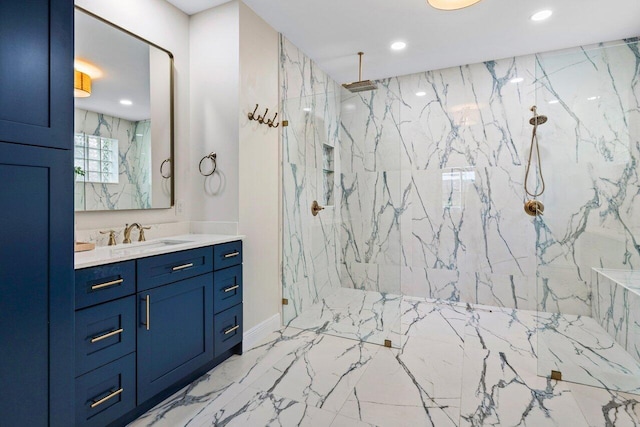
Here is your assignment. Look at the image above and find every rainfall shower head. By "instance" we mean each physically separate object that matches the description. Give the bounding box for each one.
[342,52,378,93]
[529,105,548,126]
[529,115,548,126]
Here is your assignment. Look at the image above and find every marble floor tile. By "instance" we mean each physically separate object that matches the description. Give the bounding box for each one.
[568,382,640,427]
[464,306,538,359]
[133,291,640,427]
[330,414,376,427]
[536,313,640,394]
[399,336,465,399]
[401,298,468,346]
[215,328,319,387]
[250,332,380,412]
[459,347,589,426]
[287,288,402,347]
[194,387,337,427]
[128,373,246,427]
[338,342,461,427]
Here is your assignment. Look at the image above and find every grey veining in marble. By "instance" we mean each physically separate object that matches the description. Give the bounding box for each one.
[130,296,640,427]
[75,108,153,210]
[280,35,640,394]
[280,35,353,326]
[594,269,640,366]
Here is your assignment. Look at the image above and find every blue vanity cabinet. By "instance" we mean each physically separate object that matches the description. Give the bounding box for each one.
[74,262,137,427]
[0,0,74,425]
[74,241,243,425]
[136,257,214,403]
[213,241,244,357]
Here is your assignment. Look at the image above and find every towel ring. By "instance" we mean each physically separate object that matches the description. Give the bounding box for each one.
[199,152,217,176]
[160,158,172,178]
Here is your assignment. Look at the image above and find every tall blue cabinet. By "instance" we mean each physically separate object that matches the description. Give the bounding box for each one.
[0,0,74,425]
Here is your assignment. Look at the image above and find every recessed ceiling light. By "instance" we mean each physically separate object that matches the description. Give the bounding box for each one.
[302,107,311,112]
[416,91,427,97]
[427,0,483,10]
[587,96,600,101]
[531,10,553,21]
[120,99,133,106]
[548,99,559,104]
[510,77,524,84]
[391,41,407,51]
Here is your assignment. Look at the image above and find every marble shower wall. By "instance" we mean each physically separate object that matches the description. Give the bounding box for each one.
[339,38,640,315]
[280,36,343,324]
[75,108,152,210]
[534,40,640,315]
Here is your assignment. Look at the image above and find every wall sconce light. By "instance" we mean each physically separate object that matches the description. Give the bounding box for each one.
[427,0,482,10]
[74,69,92,98]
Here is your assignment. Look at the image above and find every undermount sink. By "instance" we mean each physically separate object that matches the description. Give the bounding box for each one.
[110,239,193,256]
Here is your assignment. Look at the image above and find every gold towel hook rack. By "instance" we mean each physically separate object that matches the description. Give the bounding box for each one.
[248,103,280,128]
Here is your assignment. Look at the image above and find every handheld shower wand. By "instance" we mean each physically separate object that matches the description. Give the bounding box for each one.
[524,106,547,216]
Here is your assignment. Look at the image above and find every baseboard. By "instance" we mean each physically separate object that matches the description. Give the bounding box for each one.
[243,313,281,352]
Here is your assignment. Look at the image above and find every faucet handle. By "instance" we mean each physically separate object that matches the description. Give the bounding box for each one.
[100,230,117,246]
[138,226,151,242]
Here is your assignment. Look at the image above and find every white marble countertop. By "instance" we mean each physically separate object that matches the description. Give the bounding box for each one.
[75,234,245,270]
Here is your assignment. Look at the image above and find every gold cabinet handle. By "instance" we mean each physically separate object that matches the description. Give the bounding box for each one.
[224,325,240,335]
[223,285,240,293]
[145,295,150,331]
[90,328,124,343]
[90,388,123,408]
[91,278,124,290]
[172,262,194,271]
[224,251,240,258]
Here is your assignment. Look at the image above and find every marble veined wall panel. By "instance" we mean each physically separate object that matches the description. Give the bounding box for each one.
[339,38,640,315]
[75,109,152,210]
[280,36,342,324]
[534,39,640,315]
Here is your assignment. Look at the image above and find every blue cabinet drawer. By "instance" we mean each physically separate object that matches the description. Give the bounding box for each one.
[75,353,136,427]
[137,246,213,292]
[213,240,242,271]
[75,296,136,377]
[76,261,136,309]
[214,304,243,357]
[214,264,243,314]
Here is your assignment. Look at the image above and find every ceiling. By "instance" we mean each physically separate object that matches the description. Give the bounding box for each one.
[75,10,151,121]
[168,0,640,84]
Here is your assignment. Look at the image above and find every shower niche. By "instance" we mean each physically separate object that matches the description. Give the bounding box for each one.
[321,143,334,206]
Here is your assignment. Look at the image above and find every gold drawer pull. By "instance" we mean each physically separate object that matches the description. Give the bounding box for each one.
[90,388,123,408]
[172,263,194,271]
[145,295,150,331]
[224,251,240,258]
[224,325,240,335]
[91,278,124,291]
[224,285,240,293]
[90,328,124,343]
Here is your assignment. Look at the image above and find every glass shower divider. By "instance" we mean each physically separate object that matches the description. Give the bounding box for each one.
[534,39,640,394]
[280,40,403,348]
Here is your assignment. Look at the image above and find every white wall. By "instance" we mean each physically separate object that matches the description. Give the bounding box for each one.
[189,2,240,222]
[75,0,282,333]
[238,2,280,331]
[75,0,190,230]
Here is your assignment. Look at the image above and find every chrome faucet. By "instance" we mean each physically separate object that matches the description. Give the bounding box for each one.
[123,223,141,244]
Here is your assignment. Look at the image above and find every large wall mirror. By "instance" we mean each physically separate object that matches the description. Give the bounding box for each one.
[74,7,174,211]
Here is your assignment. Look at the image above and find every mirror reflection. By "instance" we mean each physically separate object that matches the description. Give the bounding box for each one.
[74,8,173,211]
